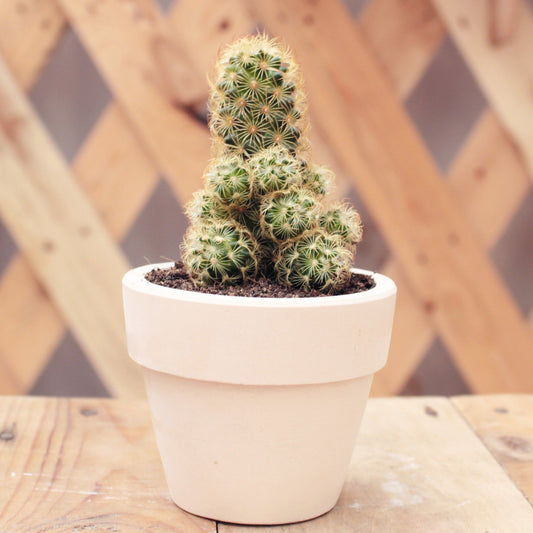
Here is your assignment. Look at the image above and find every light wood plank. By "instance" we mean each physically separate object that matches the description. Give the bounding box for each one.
[252,0,533,393]
[0,257,64,393]
[359,0,445,99]
[221,397,533,532]
[0,105,158,395]
[0,0,66,91]
[169,0,254,73]
[0,58,143,398]
[0,0,68,394]
[0,396,215,531]
[357,1,532,394]
[489,0,520,45]
[357,0,446,395]
[0,0,255,394]
[58,0,210,204]
[375,110,532,395]
[452,394,533,505]
[431,0,533,177]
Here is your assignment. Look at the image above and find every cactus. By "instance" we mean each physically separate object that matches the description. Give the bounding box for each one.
[181,35,363,293]
[181,221,259,286]
[209,36,308,159]
[275,230,353,292]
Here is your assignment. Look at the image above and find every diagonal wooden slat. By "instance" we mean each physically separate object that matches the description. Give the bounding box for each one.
[57,0,210,204]
[0,1,69,393]
[489,0,521,45]
[0,0,531,398]
[0,0,254,394]
[0,57,143,398]
[356,0,532,395]
[359,0,445,100]
[252,0,533,392]
[375,110,533,394]
[358,0,446,395]
[0,0,66,91]
[431,0,533,178]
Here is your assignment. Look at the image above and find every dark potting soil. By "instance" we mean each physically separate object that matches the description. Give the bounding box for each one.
[145,261,376,298]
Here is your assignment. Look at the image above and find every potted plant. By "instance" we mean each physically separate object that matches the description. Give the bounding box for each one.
[122,35,396,525]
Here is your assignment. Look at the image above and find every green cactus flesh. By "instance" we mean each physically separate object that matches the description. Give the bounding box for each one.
[181,221,259,286]
[260,187,319,242]
[209,37,307,159]
[319,204,363,249]
[181,35,363,293]
[248,146,302,194]
[275,230,352,293]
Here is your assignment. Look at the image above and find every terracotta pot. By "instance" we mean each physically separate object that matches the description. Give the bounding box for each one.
[122,262,396,525]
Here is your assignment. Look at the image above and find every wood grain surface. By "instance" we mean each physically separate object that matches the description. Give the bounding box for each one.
[0,396,215,532]
[1,396,533,532]
[453,394,533,506]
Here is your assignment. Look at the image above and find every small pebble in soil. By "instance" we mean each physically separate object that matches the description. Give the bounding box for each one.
[145,262,375,298]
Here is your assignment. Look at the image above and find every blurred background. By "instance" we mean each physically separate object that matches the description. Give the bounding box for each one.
[0,0,532,398]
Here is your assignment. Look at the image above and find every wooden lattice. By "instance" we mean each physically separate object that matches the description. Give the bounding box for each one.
[0,0,532,398]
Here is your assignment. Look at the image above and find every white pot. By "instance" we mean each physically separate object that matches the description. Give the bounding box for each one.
[122,262,396,525]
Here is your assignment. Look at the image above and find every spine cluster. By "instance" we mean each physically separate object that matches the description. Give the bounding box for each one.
[181,36,362,293]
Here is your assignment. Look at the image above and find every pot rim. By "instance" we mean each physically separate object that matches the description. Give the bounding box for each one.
[123,262,396,309]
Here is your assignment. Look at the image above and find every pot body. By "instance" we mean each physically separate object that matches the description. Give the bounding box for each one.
[123,263,396,525]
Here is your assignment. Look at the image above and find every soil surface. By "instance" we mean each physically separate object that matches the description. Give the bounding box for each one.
[146,262,375,298]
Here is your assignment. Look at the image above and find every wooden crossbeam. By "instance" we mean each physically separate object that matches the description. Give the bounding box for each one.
[252,0,533,392]
[488,0,520,46]
[359,0,446,99]
[0,0,66,90]
[0,58,143,398]
[432,0,533,178]
[364,0,533,394]
[0,0,531,397]
[356,0,533,394]
[0,0,254,394]
[358,0,446,394]
[57,0,210,204]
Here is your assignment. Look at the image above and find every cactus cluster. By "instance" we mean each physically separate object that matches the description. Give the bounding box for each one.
[181,36,362,293]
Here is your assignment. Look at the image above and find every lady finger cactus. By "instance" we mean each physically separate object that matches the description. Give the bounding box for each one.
[209,36,308,158]
[181,221,259,286]
[181,35,363,293]
[205,156,253,209]
[260,187,319,242]
[301,163,333,197]
[248,146,303,194]
[275,230,352,293]
[319,203,363,249]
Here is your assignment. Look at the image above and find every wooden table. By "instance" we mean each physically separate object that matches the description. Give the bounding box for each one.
[1,395,532,532]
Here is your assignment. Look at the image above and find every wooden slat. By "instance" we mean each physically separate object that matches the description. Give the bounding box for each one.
[57,0,210,204]
[0,0,66,90]
[359,0,445,99]
[0,257,64,393]
[252,0,533,392]
[431,0,533,177]
[0,0,255,394]
[488,0,520,45]
[357,0,445,395]
[374,110,532,394]
[0,396,215,531]
[452,394,533,505]
[0,105,159,395]
[0,0,69,393]
[221,397,533,532]
[0,58,143,398]
[356,0,532,395]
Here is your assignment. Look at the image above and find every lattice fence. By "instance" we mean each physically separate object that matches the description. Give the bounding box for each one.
[0,0,532,398]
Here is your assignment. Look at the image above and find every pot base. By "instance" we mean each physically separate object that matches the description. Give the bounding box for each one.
[143,369,373,525]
